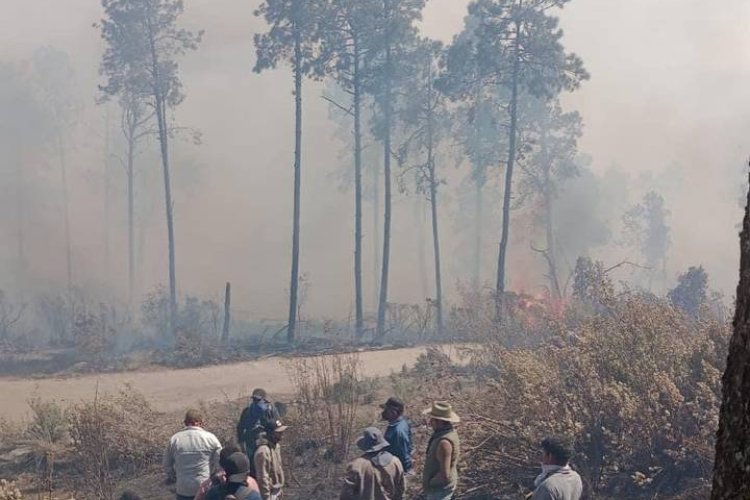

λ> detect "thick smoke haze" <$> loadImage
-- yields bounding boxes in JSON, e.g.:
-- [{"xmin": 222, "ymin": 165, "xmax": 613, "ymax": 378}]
[{"xmin": 1, "ymin": 0, "xmax": 748, "ymax": 321}]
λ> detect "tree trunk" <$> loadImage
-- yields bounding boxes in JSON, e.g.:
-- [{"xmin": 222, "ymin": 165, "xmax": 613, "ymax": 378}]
[
  {"xmin": 426, "ymin": 65, "xmax": 443, "ymax": 336},
  {"xmin": 415, "ymin": 199, "xmax": 429, "ymax": 300},
  {"xmin": 543, "ymin": 187, "xmax": 562, "ymax": 299},
  {"xmin": 155, "ymin": 96, "xmax": 177, "ymax": 336},
  {"xmin": 127, "ymin": 130, "xmax": 136, "ymax": 307},
  {"xmin": 353, "ymin": 38, "xmax": 364, "ymax": 339},
  {"xmin": 495, "ymin": 18, "xmax": 522, "ymax": 322},
  {"xmin": 540, "ymin": 130, "xmax": 561, "ymax": 299},
  {"xmin": 147, "ymin": 13, "xmax": 178, "ymax": 336},
  {"xmin": 287, "ymin": 28, "xmax": 303, "ymax": 344},
  {"xmin": 104, "ymin": 111, "xmax": 111, "ymax": 282},
  {"xmin": 373, "ymin": 147, "xmax": 381, "ymax": 313},
  {"xmin": 16, "ymin": 158, "xmax": 25, "ymax": 297},
  {"xmin": 376, "ymin": 0, "xmax": 393, "ymax": 340},
  {"xmin": 428, "ymin": 134, "xmax": 443, "ymax": 337},
  {"xmin": 711, "ymin": 171, "xmax": 750, "ymax": 498},
  {"xmin": 473, "ymin": 177, "xmax": 483, "ymax": 291},
  {"xmin": 222, "ymin": 282, "xmax": 231, "ymax": 343},
  {"xmin": 57, "ymin": 132, "xmax": 73, "ymax": 291}
]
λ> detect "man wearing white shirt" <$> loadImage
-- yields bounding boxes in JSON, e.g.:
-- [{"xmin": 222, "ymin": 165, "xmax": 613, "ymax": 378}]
[{"xmin": 164, "ymin": 408, "xmax": 222, "ymax": 500}]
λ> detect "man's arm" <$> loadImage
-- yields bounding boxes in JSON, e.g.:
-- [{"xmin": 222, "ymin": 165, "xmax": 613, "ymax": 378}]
[
  {"xmin": 237, "ymin": 407, "xmax": 249, "ymax": 445},
  {"xmin": 209, "ymin": 436, "xmax": 222, "ymax": 474},
  {"xmin": 254, "ymin": 447, "xmax": 272, "ymax": 500},
  {"xmin": 163, "ymin": 439, "xmax": 175, "ymax": 483},
  {"xmin": 429, "ymin": 440, "xmax": 452, "ymax": 487},
  {"xmin": 398, "ymin": 425, "xmax": 413, "ymax": 472},
  {"xmin": 339, "ymin": 463, "xmax": 360, "ymax": 500}
]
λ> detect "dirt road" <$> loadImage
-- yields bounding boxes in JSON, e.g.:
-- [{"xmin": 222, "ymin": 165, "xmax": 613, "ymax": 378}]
[{"xmin": 0, "ymin": 345, "xmax": 463, "ymax": 421}]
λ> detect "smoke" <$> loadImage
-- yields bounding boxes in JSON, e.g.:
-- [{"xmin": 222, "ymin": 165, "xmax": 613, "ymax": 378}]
[{"xmin": 0, "ymin": 0, "xmax": 746, "ymax": 325}]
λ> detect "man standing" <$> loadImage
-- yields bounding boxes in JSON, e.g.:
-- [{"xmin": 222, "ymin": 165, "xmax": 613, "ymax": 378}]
[
  {"xmin": 164, "ymin": 408, "xmax": 222, "ymax": 500},
  {"xmin": 531, "ymin": 436, "xmax": 583, "ymax": 500},
  {"xmin": 205, "ymin": 452, "xmax": 262, "ymax": 500},
  {"xmin": 253, "ymin": 418, "xmax": 288, "ymax": 500},
  {"xmin": 195, "ymin": 445, "xmax": 260, "ymax": 500},
  {"xmin": 422, "ymin": 402, "xmax": 461, "ymax": 500},
  {"xmin": 340, "ymin": 427, "xmax": 405, "ymax": 500},
  {"xmin": 380, "ymin": 397, "xmax": 412, "ymax": 474},
  {"xmin": 237, "ymin": 388, "xmax": 271, "ymax": 463}
]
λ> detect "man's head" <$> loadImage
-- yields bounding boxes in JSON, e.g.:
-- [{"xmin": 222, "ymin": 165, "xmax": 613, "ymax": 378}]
[
  {"xmin": 380, "ymin": 397, "xmax": 404, "ymax": 422},
  {"xmin": 263, "ymin": 417, "xmax": 289, "ymax": 444},
  {"xmin": 219, "ymin": 443, "xmax": 243, "ymax": 470},
  {"xmin": 356, "ymin": 427, "xmax": 390, "ymax": 455},
  {"xmin": 252, "ymin": 388, "xmax": 267, "ymax": 401},
  {"xmin": 540, "ymin": 436, "xmax": 574, "ymax": 466},
  {"xmin": 422, "ymin": 401, "xmax": 460, "ymax": 431},
  {"xmin": 184, "ymin": 408, "xmax": 204, "ymax": 427},
  {"xmin": 223, "ymin": 452, "xmax": 251, "ymax": 484}
]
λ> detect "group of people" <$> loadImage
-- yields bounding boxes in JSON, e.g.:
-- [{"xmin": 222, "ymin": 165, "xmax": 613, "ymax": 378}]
[{"xmin": 122, "ymin": 388, "xmax": 582, "ymax": 500}]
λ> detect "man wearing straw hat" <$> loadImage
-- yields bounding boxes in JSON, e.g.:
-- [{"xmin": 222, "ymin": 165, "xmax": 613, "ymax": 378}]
[
  {"xmin": 422, "ymin": 402, "xmax": 461, "ymax": 500},
  {"xmin": 340, "ymin": 427, "xmax": 405, "ymax": 500}
]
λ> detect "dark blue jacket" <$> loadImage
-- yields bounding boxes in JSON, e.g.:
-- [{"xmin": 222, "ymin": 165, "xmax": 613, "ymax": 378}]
[
  {"xmin": 236, "ymin": 400, "xmax": 270, "ymax": 448},
  {"xmin": 384, "ymin": 417, "xmax": 413, "ymax": 472}
]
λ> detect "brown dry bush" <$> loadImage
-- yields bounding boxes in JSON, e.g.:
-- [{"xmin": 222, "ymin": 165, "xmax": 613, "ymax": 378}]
[
  {"xmin": 0, "ymin": 480, "xmax": 22, "ymax": 500},
  {"xmin": 456, "ymin": 293, "xmax": 728, "ymax": 499},
  {"xmin": 286, "ymin": 353, "xmax": 362, "ymax": 463},
  {"xmin": 67, "ymin": 387, "xmax": 169, "ymax": 499}
]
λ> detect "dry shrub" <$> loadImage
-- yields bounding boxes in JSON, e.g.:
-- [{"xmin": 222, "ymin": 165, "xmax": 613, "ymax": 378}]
[
  {"xmin": 25, "ymin": 396, "xmax": 68, "ymax": 445},
  {"xmin": 286, "ymin": 353, "xmax": 362, "ymax": 463},
  {"xmin": 68, "ymin": 386, "xmax": 167, "ymax": 499},
  {"xmin": 461, "ymin": 294, "xmax": 728, "ymax": 498},
  {"xmin": 0, "ymin": 480, "xmax": 22, "ymax": 500}
]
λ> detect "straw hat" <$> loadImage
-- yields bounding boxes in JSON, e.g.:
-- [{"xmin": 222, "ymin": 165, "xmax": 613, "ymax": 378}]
[{"xmin": 422, "ymin": 401, "xmax": 460, "ymax": 423}]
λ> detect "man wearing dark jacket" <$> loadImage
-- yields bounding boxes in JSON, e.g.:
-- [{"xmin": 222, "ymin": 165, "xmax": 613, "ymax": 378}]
[
  {"xmin": 236, "ymin": 388, "xmax": 270, "ymax": 467},
  {"xmin": 380, "ymin": 397, "xmax": 413, "ymax": 473}
]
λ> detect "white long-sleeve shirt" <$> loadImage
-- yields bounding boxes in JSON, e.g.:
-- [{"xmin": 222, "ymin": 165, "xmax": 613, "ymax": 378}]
[{"xmin": 163, "ymin": 426, "xmax": 222, "ymax": 497}]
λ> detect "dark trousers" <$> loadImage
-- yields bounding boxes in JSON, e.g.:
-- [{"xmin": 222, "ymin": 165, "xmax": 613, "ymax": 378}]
[{"xmin": 176, "ymin": 495, "xmax": 194, "ymax": 500}]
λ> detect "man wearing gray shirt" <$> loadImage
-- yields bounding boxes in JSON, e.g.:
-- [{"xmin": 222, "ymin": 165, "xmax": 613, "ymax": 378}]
[
  {"xmin": 532, "ymin": 436, "xmax": 583, "ymax": 500},
  {"xmin": 164, "ymin": 409, "xmax": 222, "ymax": 500}
]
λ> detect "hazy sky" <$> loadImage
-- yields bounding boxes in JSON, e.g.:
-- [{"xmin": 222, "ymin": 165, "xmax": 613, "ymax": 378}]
[{"xmin": 1, "ymin": 0, "xmax": 748, "ymax": 319}]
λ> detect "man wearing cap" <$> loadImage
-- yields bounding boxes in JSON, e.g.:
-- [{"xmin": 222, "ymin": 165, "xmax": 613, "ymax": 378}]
[
  {"xmin": 531, "ymin": 436, "xmax": 582, "ymax": 500},
  {"xmin": 340, "ymin": 427, "xmax": 405, "ymax": 500},
  {"xmin": 237, "ymin": 389, "xmax": 271, "ymax": 463},
  {"xmin": 253, "ymin": 418, "xmax": 288, "ymax": 500},
  {"xmin": 163, "ymin": 408, "xmax": 222, "ymax": 500},
  {"xmin": 205, "ymin": 452, "xmax": 262, "ymax": 500},
  {"xmin": 196, "ymin": 444, "xmax": 261, "ymax": 500},
  {"xmin": 422, "ymin": 402, "xmax": 461, "ymax": 500},
  {"xmin": 380, "ymin": 397, "xmax": 413, "ymax": 474}
]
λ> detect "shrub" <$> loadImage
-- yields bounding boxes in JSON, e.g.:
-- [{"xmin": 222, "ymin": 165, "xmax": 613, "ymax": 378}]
[
  {"xmin": 68, "ymin": 387, "xmax": 167, "ymax": 499},
  {"xmin": 461, "ymin": 294, "xmax": 728, "ymax": 498},
  {"xmin": 286, "ymin": 353, "xmax": 362, "ymax": 463},
  {"xmin": 0, "ymin": 480, "xmax": 22, "ymax": 500},
  {"xmin": 25, "ymin": 396, "xmax": 68, "ymax": 445}
]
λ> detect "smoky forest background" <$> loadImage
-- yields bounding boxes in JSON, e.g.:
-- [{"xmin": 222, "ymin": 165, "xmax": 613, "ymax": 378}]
[{"xmin": 0, "ymin": 0, "xmax": 749, "ymax": 498}]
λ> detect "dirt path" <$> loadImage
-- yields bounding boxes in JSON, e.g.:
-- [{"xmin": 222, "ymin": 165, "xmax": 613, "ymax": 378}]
[{"xmin": 0, "ymin": 345, "xmax": 463, "ymax": 421}]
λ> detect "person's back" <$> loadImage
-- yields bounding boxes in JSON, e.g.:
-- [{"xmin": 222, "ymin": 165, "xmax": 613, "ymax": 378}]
[
  {"xmin": 164, "ymin": 410, "xmax": 222, "ymax": 499},
  {"xmin": 531, "ymin": 468, "xmax": 582, "ymax": 500},
  {"xmin": 342, "ymin": 455, "xmax": 404, "ymax": 500},
  {"xmin": 206, "ymin": 483, "xmax": 262, "ymax": 500}
]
